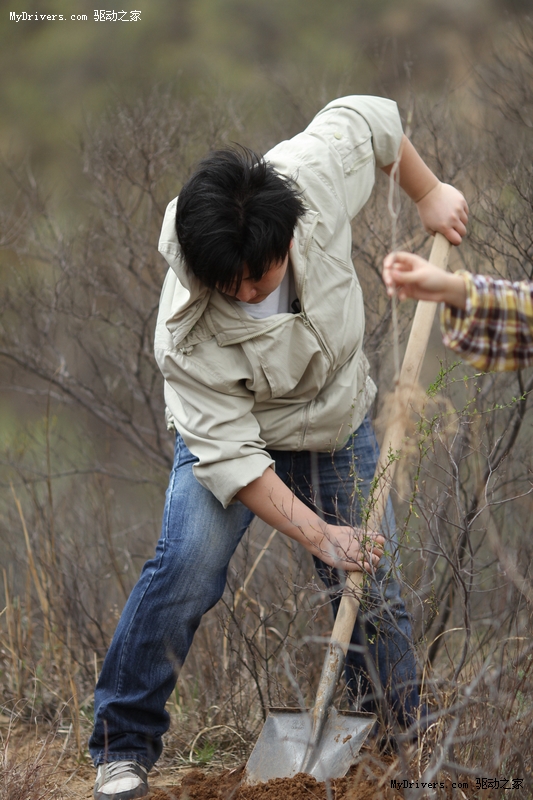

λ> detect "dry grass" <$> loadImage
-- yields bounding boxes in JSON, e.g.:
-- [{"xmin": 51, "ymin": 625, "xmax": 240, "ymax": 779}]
[{"xmin": 0, "ymin": 727, "xmax": 65, "ymax": 800}]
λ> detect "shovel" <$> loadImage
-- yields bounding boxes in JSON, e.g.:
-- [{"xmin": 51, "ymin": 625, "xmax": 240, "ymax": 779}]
[{"xmin": 244, "ymin": 233, "xmax": 452, "ymax": 784}]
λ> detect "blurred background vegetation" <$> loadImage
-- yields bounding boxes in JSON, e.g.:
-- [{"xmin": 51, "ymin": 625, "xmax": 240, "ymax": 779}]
[
  {"xmin": 2, "ymin": 0, "xmax": 533, "ymax": 794},
  {"xmin": 0, "ymin": 0, "xmax": 527, "ymax": 197}
]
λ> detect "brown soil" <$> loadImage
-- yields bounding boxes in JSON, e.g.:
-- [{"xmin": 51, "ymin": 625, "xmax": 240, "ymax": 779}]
[
  {"xmin": 148, "ymin": 761, "xmax": 403, "ymax": 800},
  {"xmin": 147, "ymin": 760, "xmax": 495, "ymax": 800},
  {"xmin": 0, "ymin": 724, "xmax": 494, "ymax": 800}
]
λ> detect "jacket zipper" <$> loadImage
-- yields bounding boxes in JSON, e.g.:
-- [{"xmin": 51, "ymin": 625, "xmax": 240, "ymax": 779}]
[
  {"xmin": 299, "ymin": 400, "xmax": 311, "ymax": 448},
  {"xmin": 299, "ymin": 311, "xmax": 332, "ymax": 364}
]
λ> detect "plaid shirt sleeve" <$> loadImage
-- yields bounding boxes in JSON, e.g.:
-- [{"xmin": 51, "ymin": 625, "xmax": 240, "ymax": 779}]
[{"xmin": 440, "ymin": 271, "xmax": 533, "ymax": 372}]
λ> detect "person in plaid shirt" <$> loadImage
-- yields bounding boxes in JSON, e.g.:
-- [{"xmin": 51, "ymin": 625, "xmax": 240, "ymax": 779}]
[{"xmin": 382, "ymin": 250, "xmax": 533, "ymax": 372}]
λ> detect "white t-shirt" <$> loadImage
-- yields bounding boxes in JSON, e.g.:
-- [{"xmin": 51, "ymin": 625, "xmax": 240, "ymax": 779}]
[{"xmin": 237, "ymin": 267, "xmax": 295, "ymax": 319}]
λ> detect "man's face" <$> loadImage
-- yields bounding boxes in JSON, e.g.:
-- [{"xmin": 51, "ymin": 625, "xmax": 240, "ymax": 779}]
[{"xmin": 218, "ymin": 246, "xmax": 291, "ymax": 304}]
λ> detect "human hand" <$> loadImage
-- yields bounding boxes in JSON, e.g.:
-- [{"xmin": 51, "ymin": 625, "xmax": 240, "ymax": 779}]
[
  {"xmin": 311, "ymin": 525, "xmax": 385, "ymax": 572},
  {"xmin": 382, "ymin": 250, "xmax": 467, "ymax": 308},
  {"xmin": 416, "ymin": 182, "xmax": 469, "ymax": 246}
]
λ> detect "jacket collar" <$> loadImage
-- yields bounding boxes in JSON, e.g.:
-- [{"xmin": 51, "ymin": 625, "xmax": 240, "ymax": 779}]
[{"xmin": 158, "ymin": 195, "xmax": 318, "ymax": 347}]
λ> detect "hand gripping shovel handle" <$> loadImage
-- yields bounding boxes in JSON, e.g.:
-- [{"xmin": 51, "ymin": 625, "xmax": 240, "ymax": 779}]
[{"xmin": 310, "ymin": 233, "xmax": 452, "ymax": 741}]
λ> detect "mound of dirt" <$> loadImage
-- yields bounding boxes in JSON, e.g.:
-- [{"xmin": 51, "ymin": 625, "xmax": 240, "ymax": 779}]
[{"xmin": 149, "ymin": 762, "xmax": 403, "ymax": 800}]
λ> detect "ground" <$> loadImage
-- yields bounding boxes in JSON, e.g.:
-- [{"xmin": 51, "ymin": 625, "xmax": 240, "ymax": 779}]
[
  {"xmin": 60, "ymin": 747, "xmax": 494, "ymax": 800},
  {"xmin": 64, "ymin": 757, "xmax": 402, "ymax": 800},
  {"xmin": 1, "ymin": 721, "xmax": 497, "ymax": 800}
]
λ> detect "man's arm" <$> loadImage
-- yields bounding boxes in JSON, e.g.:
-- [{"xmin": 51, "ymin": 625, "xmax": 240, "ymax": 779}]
[
  {"xmin": 236, "ymin": 467, "xmax": 384, "ymax": 573},
  {"xmin": 382, "ymin": 135, "xmax": 469, "ymax": 246}
]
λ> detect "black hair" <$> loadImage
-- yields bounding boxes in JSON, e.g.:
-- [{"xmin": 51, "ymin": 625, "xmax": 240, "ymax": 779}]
[{"xmin": 175, "ymin": 146, "xmax": 306, "ymax": 292}]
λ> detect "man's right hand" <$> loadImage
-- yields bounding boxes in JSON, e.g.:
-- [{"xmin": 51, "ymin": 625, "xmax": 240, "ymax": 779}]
[
  {"xmin": 309, "ymin": 524, "xmax": 385, "ymax": 572},
  {"xmin": 236, "ymin": 466, "xmax": 384, "ymax": 572}
]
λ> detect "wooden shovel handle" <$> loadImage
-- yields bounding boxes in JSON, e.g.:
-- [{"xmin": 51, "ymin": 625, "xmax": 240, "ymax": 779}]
[{"xmin": 332, "ymin": 233, "xmax": 452, "ymax": 652}]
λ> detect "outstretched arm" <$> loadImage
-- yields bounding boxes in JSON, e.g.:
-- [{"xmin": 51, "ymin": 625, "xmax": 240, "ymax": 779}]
[
  {"xmin": 382, "ymin": 250, "xmax": 467, "ymax": 308},
  {"xmin": 383, "ymin": 252, "xmax": 533, "ymax": 372},
  {"xmin": 382, "ymin": 136, "xmax": 469, "ymax": 246},
  {"xmin": 236, "ymin": 467, "xmax": 384, "ymax": 573}
]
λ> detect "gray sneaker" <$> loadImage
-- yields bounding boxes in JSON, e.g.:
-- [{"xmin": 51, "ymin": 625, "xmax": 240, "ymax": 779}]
[{"xmin": 94, "ymin": 761, "xmax": 149, "ymax": 800}]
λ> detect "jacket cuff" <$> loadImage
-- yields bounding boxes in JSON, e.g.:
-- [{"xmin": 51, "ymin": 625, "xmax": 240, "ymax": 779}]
[
  {"xmin": 320, "ymin": 95, "xmax": 403, "ymax": 168},
  {"xmin": 193, "ymin": 452, "xmax": 275, "ymax": 509}
]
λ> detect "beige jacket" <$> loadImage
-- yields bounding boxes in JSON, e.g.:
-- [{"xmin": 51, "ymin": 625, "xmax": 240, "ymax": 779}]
[{"xmin": 155, "ymin": 95, "xmax": 403, "ymax": 507}]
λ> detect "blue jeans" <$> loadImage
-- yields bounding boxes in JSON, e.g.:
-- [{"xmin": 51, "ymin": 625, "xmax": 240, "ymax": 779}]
[{"xmin": 90, "ymin": 417, "xmax": 419, "ymax": 769}]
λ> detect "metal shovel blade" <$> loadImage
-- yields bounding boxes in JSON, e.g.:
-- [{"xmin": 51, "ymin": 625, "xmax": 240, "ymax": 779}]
[{"xmin": 244, "ymin": 707, "xmax": 375, "ymax": 784}]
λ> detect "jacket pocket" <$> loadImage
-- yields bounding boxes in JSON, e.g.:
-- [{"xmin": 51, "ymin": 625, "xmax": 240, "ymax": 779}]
[{"xmin": 242, "ymin": 318, "xmax": 329, "ymax": 401}]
